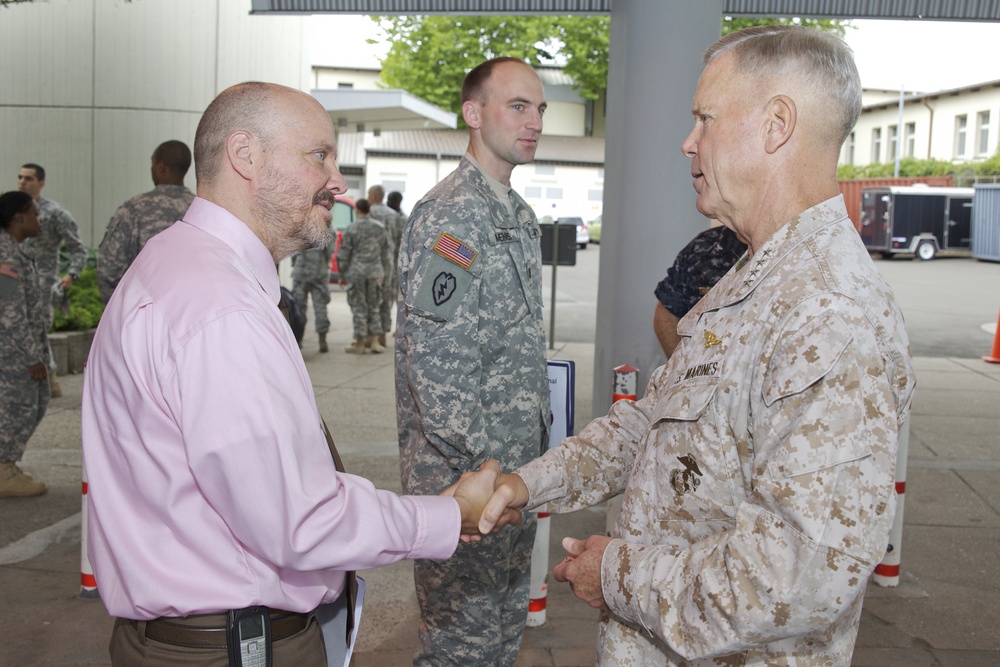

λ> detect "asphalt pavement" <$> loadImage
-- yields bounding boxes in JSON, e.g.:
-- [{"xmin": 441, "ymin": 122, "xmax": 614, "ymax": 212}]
[{"xmin": 2, "ymin": 249, "xmax": 999, "ymax": 666}]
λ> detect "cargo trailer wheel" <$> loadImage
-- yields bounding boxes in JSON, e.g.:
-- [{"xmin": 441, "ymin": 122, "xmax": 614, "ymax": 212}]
[{"xmin": 916, "ymin": 240, "xmax": 937, "ymax": 261}]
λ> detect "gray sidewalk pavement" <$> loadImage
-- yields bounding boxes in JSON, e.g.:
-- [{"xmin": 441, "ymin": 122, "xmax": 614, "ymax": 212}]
[{"xmin": 2, "ymin": 287, "xmax": 1000, "ymax": 666}]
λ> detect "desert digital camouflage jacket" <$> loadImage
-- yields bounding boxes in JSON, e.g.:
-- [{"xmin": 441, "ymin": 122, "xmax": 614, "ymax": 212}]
[
  {"xmin": 517, "ymin": 196, "xmax": 916, "ymax": 666},
  {"xmin": 395, "ymin": 156, "xmax": 550, "ymax": 493}
]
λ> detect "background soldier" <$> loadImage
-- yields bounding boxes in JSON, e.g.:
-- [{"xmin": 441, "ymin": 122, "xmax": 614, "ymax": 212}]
[
  {"xmin": 97, "ymin": 140, "xmax": 195, "ymax": 303},
  {"xmin": 17, "ymin": 163, "xmax": 87, "ymax": 398},
  {"xmin": 291, "ymin": 232, "xmax": 335, "ymax": 352},
  {"xmin": 367, "ymin": 184, "xmax": 399, "ymax": 348},
  {"xmin": 395, "ymin": 57, "xmax": 549, "ymax": 666},
  {"xmin": 337, "ymin": 198, "xmax": 388, "ymax": 354},
  {"xmin": 0, "ymin": 191, "xmax": 49, "ymax": 498}
]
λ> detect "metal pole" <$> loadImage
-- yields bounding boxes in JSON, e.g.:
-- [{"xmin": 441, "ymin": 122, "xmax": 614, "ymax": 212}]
[
  {"xmin": 894, "ymin": 84, "xmax": 904, "ymax": 177},
  {"xmin": 549, "ymin": 224, "xmax": 558, "ymax": 349}
]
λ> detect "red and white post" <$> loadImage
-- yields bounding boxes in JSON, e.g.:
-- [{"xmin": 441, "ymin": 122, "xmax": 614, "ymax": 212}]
[
  {"xmin": 80, "ymin": 467, "xmax": 98, "ymax": 598},
  {"xmin": 873, "ymin": 413, "xmax": 911, "ymax": 587},
  {"xmin": 525, "ymin": 512, "xmax": 551, "ymax": 627},
  {"xmin": 983, "ymin": 308, "xmax": 1000, "ymax": 363}
]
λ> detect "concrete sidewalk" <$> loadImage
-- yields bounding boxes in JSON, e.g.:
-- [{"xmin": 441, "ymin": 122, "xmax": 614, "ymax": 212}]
[{"xmin": 2, "ymin": 288, "xmax": 999, "ymax": 666}]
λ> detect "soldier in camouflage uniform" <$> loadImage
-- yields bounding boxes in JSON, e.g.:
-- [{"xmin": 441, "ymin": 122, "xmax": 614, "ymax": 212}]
[
  {"xmin": 0, "ymin": 191, "xmax": 50, "ymax": 498},
  {"xmin": 478, "ymin": 27, "xmax": 916, "ymax": 666},
  {"xmin": 337, "ymin": 198, "xmax": 388, "ymax": 354},
  {"xmin": 368, "ymin": 184, "xmax": 399, "ymax": 347},
  {"xmin": 97, "ymin": 140, "xmax": 195, "ymax": 303},
  {"xmin": 653, "ymin": 224, "xmax": 746, "ymax": 357},
  {"xmin": 395, "ymin": 58, "xmax": 550, "ymax": 667},
  {"xmin": 17, "ymin": 164, "xmax": 87, "ymax": 398},
  {"xmin": 291, "ymin": 233, "xmax": 335, "ymax": 352}
]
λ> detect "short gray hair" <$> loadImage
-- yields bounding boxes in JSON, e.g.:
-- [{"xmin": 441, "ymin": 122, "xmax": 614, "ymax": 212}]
[
  {"xmin": 194, "ymin": 82, "xmax": 281, "ymax": 185},
  {"xmin": 705, "ymin": 25, "xmax": 861, "ymax": 147}
]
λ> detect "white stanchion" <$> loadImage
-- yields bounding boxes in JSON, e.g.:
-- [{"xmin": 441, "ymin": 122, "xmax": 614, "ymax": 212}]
[
  {"xmin": 873, "ymin": 413, "xmax": 911, "ymax": 587},
  {"xmin": 80, "ymin": 468, "xmax": 98, "ymax": 598},
  {"xmin": 526, "ymin": 513, "xmax": 551, "ymax": 627}
]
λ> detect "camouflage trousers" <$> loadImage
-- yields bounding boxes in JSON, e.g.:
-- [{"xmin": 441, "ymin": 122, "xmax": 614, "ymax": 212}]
[
  {"xmin": 291, "ymin": 275, "xmax": 331, "ymax": 335},
  {"xmin": 346, "ymin": 276, "xmax": 383, "ymax": 339},
  {"xmin": 0, "ymin": 365, "xmax": 50, "ymax": 462},
  {"xmin": 379, "ymin": 268, "xmax": 398, "ymax": 335},
  {"xmin": 412, "ymin": 514, "xmax": 536, "ymax": 667}
]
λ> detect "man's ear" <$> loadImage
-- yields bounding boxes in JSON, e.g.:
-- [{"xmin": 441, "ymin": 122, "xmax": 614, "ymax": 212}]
[
  {"xmin": 227, "ymin": 131, "xmax": 257, "ymax": 181},
  {"xmin": 764, "ymin": 95, "xmax": 796, "ymax": 154},
  {"xmin": 462, "ymin": 100, "xmax": 482, "ymax": 130}
]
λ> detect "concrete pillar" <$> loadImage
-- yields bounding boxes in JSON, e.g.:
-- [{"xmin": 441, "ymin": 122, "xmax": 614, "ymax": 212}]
[{"xmin": 592, "ymin": 0, "xmax": 723, "ymax": 416}]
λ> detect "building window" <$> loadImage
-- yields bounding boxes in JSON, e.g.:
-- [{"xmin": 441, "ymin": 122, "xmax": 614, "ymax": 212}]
[
  {"xmin": 382, "ymin": 179, "xmax": 406, "ymax": 194},
  {"xmin": 588, "ymin": 189, "xmax": 603, "ymax": 201},
  {"xmin": 535, "ymin": 165, "xmax": 555, "ymax": 175},
  {"xmin": 904, "ymin": 122, "xmax": 916, "ymax": 158},
  {"xmin": 955, "ymin": 115, "xmax": 967, "ymax": 158},
  {"xmin": 546, "ymin": 187, "xmax": 563, "ymax": 199},
  {"xmin": 872, "ymin": 128, "xmax": 881, "ymax": 163},
  {"xmin": 887, "ymin": 125, "xmax": 898, "ymax": 162},
  {"xmin": 337, "ymin": 83, "xmax": 354, "ymax": 89},
  {"xmin": 976, "ymin": 111, "xmax": 991, "ymax": 157},
  {"xmin": 524, "ymin": 186, "xmax": 542, "ymax": 198}
]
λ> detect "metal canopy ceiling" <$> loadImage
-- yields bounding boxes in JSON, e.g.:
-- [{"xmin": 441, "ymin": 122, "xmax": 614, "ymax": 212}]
[
  {"xmin": 250, "ymin": 0, "xmax": 1000, "ymax": 21},
  {"xmin": 311, "ymin": 89, "xmax": 457, "ymax": 132}
]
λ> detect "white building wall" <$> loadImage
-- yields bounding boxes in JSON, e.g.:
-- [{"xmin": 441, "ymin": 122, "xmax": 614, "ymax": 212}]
[
  {"xmin": 846, "ymin": 85, "xmax": 1000, "ymax": 168},
  {"xmin": 0, "ymin": 0, "xmax": 308, "ymax": 248},
  {"xmin": 313, "ymin": 68, "xmax": 382, "ymax": 90}
]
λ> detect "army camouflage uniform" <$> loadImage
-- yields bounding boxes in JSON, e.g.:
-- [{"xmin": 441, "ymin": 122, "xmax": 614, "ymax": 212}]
[
  {"xmin": 655, "ymin": 225, "xmax": 746, "ymax": 318},
  {"xmin": 395, "ymin": 155, "xmax": 550, "ymax": 666},
  {"xmin": 338, "ymin": 216, "xmax": 388, "ymax": 341},
  {"xmin": 23, "ymin": 197, "xmax": 87, "ymax": 336},
  {"xmin": 97, "ymin": 184, "xmax": 194, "ymax": 303},
  {"xmin": 0, "ymin": 231, "xmax": 50, "ymax": 464},
  {"xmin": 370, "ymin": 202, "xmax": 400, "ymax": 335},
  {"xmin": 516, "ymin": 197, "xmax": 916, "ymax": 666},
  {"xmin": 291, "ymin": 233, "xmax": 335, "ymax": 336}
]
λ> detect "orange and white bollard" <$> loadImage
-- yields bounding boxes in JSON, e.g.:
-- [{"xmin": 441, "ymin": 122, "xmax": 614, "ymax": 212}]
[
  {"xmin": 874, "ymin": 413, "xmax": 911, "ymax": 587},
  {"xmin": 80, "ymin": 468, "xmax": 99, "ymax": 598},
  {"xmin": 606, "ymin": 365, "xmax": 639, "ymax": 536},
  {"xmin": 525, "ymin": 512, "xmax": 551, "ymax": 627},
  {"xmin": 983, "ymin": 309, "xmax": 1000, "ymax": 363}
]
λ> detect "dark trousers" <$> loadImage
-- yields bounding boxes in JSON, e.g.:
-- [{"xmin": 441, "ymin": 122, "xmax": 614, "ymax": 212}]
[{"xmin": 109, "ymin": 615, "xmax": 327, "ymax": 666}]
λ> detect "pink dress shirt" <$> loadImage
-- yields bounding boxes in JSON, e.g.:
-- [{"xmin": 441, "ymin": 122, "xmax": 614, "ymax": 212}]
[{"xmin": 82, "ymin": 197, "xmax": 459, "ymax": 620}]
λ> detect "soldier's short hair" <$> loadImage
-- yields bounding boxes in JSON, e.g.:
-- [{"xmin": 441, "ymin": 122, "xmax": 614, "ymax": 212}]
[
  {"xmin": 387, "ymin": 191, "xmax": 403, "ymax": 209},
  {"xmin": 0, "ymin": 191, "xmax": 34, "ymax": 229},
  {"xmin": 461, "ymin": 57, "xmax": 529, "ymax": 105},
  {"xmin": 355, "ymin": 198, "xmax": 370, "ymax": 215},
  {"xmin": 154, "ymin": 140, "xmax": 193, "ymax": 178},
  {"xmin": 21, "ymin": 163, "xmax": 45, "ymax": 182},
  {"xmin": 367, "ymin": 184, "xmax": 385, "ymax": 202}
]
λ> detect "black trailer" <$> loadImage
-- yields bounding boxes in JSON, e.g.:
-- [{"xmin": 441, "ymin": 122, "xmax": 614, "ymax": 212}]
[{"xmin": 859, "ymin": 185, "xmax": 974, "ymax": 260}]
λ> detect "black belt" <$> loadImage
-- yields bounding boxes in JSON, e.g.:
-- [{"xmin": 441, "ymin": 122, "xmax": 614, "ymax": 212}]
[{"xmin": 125, "ymin": 610, "xmax": 311, "ymax": 649}]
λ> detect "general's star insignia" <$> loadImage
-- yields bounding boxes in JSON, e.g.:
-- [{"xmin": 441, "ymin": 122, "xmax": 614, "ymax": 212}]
[{"xmin": 704, "ymin": 330, "xmax": 722, "ymax": 348}]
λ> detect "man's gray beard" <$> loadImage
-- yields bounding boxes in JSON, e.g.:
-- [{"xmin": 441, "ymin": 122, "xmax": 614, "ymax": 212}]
[{"xmin": 253, "ymin": 174, "xmax": 330, "ymax": 253}]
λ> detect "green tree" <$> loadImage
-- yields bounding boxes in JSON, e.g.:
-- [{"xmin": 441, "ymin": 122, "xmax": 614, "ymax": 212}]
[{"xmin": 373, "ymin": 15, "xmax": 851, "ymax": 121}]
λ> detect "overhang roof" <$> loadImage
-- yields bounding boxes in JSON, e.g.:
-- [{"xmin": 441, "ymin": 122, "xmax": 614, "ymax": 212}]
[
  {"xmin": 252, "ymin": 0, "xmax": 1000, "ymax": 21},
  {"xmin": 312, "ymin": 88, "xmax": 457, "ymax": 132}
]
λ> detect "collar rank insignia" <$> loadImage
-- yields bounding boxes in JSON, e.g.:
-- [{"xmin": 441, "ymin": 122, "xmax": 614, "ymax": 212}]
[
  {"xmin": 433, "ymin": 233, "xmax": 477, "ymax": 270},
  {"xmin": 704, "ymin": 330, "xmax": 722, "ymax": 348}
]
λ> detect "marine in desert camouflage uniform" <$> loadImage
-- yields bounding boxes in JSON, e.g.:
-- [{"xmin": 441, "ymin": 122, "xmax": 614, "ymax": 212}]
[
  {"xmin": 337, "ymin": 198, "xmax": 388, "ymax": 353},
  {"xmin": 479, "ymin": 26, "xmax": 916, "ymax": 666},
  {"xmin": 0, "ymin": 192, "xmax": 50, "ymax": 497},
  {"xmin": 97, "ymin": 141, "xmax": 195, "ymax": 303},
  {"xmin": 395, "ymin": 58, "xmax": 550, "ymax": 667}
]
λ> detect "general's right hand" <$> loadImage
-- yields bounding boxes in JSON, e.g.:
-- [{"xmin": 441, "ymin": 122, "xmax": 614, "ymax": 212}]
[{"xmin": 478, "ymin": 472, "xmax": 531, "ymax": 535}]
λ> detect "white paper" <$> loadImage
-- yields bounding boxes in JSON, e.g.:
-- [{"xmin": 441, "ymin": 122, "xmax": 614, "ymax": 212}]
[{"xmin": 317, "ymin": 576, "xmax": 365, "ymax": 667}]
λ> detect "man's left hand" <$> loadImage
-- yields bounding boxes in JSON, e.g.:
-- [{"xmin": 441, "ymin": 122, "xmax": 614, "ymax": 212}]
[
  {"xmin": 58, "ymin": 274, "xmax": 74, "ymax": 290},
  {"xmin": 553, "ymin": 535, "xmax": 612, "ymax": 610}
]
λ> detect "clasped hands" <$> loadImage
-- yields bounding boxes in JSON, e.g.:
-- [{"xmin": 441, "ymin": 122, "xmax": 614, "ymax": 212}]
[{"xmin": 442, "ymin": 459, "xmax": 611, "ymax": 610}]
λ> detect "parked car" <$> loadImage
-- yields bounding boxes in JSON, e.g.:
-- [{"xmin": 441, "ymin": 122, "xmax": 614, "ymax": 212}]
[
  {"xmin": 588, "ymin": 214, "xmax": 602, "ymax": 244},
  {"xmin": 327, "ymin": 194, "xmax": 356, "ymax": 282},
  {"xmin": 556, "ymin": 216, "xmax": 589, "ymax": 249}
]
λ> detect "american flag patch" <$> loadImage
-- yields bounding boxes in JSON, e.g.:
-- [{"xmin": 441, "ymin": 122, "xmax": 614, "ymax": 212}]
[
  {"xmin": 433, "ymin": 233, "xmax": 477, "ymax": 270},
  {"xmin": 0, "ymin": 263, "xmax": 19, "ymax": 279}
]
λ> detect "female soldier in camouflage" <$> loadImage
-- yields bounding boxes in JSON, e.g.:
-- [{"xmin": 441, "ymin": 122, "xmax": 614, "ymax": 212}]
[{"xmin": 0, "ymin": 191, "xmax": 50, "ymax": 497}]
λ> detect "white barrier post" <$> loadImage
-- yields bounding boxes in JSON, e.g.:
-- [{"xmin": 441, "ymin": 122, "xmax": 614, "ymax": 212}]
[
  {"xmin": 80, "ymin": 468, "xmax": 98, "ymax": 598},
  {"xmin": 606, "ymin": 365, "xmax": 638, "ymax": 535},
  {"xmin": 526, "ymin": 512, "xmax": 551, "ymax": 627},
  {"xmin": 873, "ymin": 413, "xmax": 911, "ymax": 587}
]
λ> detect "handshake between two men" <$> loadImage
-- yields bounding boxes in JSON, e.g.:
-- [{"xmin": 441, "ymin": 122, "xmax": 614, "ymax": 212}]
[{"xmin": 442, "ymin": 459, "xmax": 612, "ymax": 611}]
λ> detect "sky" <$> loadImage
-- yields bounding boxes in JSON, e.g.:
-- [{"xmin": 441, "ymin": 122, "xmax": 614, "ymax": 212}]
[{"xmin": 309, "ymin": 15, "xmax": 1000, "ymax": 94}]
